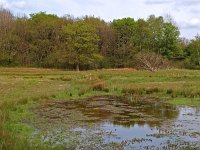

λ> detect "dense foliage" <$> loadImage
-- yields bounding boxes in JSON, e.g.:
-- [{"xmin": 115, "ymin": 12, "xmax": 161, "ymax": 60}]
[{"xmin": 0, "ymin": 8, "xmax": 199, "ymax": 70}]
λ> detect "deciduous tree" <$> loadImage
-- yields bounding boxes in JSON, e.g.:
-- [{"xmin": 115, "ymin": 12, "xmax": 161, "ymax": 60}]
[{"xmin": 63, "ymin": 20, "xmax": 102, "ymax": 71}]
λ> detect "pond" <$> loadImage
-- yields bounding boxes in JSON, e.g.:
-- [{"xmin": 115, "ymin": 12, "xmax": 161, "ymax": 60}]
[{"xmin": 30, "ymin": 96, "xmax": 200, "ymax": 149}]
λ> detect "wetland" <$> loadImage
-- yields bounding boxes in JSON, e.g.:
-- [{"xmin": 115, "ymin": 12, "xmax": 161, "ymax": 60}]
[
  {"xmin": 30, "ymin": 96, "xmax": 200, "ymax": 149},
  {"xmin": 1, "ymin": 68, "xmax": 200, "ymax": 149}
]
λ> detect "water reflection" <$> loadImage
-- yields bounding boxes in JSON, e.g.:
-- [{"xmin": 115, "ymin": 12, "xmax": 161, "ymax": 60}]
[{"xmin": 62, "ymin": 96, "xmax": 179, "ymax": 128}]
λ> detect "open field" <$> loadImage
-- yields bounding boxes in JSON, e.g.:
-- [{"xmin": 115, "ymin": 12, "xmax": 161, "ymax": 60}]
[{"xmin": 0, "ymin": 68, "xmax": 200, "ymax": 149}]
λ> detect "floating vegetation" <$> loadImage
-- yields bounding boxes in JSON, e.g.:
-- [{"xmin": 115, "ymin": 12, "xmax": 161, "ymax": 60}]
[{"xmin": 29, "ymin": 96, "xmax": 200, "ymax": 149}]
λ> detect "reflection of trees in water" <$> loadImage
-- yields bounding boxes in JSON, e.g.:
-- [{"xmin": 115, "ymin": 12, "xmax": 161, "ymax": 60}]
[
  {"xmin": 36, "ymin": 96, "xmax": 179, "ymax": 129},
  {"xmin": 142, "ymin": 102, "xmax": 179, "ymax": 118},
  {"xmin": 111, "ymin": 101, "xmax": 179, "ymax": 128},
  {"xmin": 112, "ymin": 120, "xmax": 160, "ymax": 128},
  {"xmin": 75, "ymin": 97, "xmax": 180, "ymax": 128}
]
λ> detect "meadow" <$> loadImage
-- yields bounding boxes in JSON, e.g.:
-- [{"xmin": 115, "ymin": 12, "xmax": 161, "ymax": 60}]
[{"xmin": 0, "ymin": 67, "xmax": 200, "ymax": 149}]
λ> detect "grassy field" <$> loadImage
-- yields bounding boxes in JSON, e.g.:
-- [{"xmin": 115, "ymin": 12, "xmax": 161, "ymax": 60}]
[{"xmin": 0, "ymin": 67, "xmax": 200, "ymax": 149}]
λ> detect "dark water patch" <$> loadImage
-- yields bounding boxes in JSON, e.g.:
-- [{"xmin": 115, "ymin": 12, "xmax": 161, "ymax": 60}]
[{"xmin": 29, "ymin": 96, "xmax": 200, "ymax": 149}]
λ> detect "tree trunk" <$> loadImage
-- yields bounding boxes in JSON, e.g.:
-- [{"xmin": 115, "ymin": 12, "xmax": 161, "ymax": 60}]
[
  {"xmin": 76, "ymin": 64, "xmax": 80, "ymax": 71},
  {"xmin": 197, "ymin": 49, "xmax": 200, "ymax": 66}
]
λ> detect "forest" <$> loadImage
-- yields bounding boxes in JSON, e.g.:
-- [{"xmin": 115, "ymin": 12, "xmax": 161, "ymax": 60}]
[{"xmin": 0, "ymin": 7, "xmax": 200, "ymax": 70}]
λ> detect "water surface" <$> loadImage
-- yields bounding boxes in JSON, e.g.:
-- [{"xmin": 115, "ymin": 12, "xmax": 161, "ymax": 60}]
[{"xmin": 31, "ymin": 96, "xmax": 200, "ymax": 149}]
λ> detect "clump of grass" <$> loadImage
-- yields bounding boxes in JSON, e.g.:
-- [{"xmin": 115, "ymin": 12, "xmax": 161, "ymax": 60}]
[
  {"xmin": 17, "ymin": 98, "xmax": 28, "ymax": 105},
  {"xmin": 78, "ymin": 89, "xmax": 87, "ymax": 96},
  {"xmin": 114, "ymin": 87, "xmax": 118, "ymax": 91},
  {"xmin": 98, "ymin": 74, "xmax": 105, "ymax": 79},
  {"xmin": 180, "ymin": 91, "xmax": 188, "ymax": 97},
  {"xmin": 31, "ymin": 97, "xmax": 40, "ymax": 102},
  {"xmin": 179, "ymin": 90, "xmax": 197, "ymax": 98},
  {"xmin": 50, "ymin": 94, "xmax": 56, "ymax": 98},
  {"xmin": 50, "ymin": 76, "xmax": 72, "ymax": 81},
  {"xmin": 189, "ymin": 91, "xmax": 200, "ymax": 98},
  {"xmin": 122, "ymin": 88, "xmax": 143, "ymax": 95},
  {"xmin": 171, "ymin": 93, "xmax": 178, "ymax": 98},
  {"xmin": 69, "ymin": 93, "xmax": 73, "ymax": 97},
  {"xmin": 145, "ymin": 87, "xmax": 159, "ymax": 94},
  {"xmin": 122, "ymin": 87, "xmax": 160, "ymax": 95},
  {"xmin": 50, "ymin": 77, "xmax": 56, "ymax": 80},
  {"xmin": 92, "ymin": 82, "xmax": 109, "ymax": 92},
  {"xmin": 60, "ymin": 77, "xmax": 72, "ymax": 81},
  {"xmin": 166, "ymin": 89, "xmax": 173, "ymax": 95},
  {"xmin": 40, "ymin": 95, "xmax": 49, "ymax": 100}
]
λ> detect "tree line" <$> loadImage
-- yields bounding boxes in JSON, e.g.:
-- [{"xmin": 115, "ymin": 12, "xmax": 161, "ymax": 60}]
[{"xmin": 0, "ymin": 7, "xmax": 199, "ymax": 70}]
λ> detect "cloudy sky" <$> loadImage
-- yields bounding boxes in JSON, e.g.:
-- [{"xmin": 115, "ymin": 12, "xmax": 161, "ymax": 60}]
[{"xmin": 1, "ymin": 0, "xmax": 200, "ymax": 39}]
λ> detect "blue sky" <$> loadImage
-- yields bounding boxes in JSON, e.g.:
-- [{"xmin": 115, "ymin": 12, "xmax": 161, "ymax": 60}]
[{"xmin": 1, "ymin": 0, "xmax": 200, "ymax": 39}]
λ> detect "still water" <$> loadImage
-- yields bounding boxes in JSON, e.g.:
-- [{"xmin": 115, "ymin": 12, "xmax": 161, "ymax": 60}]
[{"xmin": 31, "ymin": 96, "xmax": 200, "ymax": 149}]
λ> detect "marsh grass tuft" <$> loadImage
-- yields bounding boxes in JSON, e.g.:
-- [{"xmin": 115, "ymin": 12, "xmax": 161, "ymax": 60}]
[
  {"xmin": 92, "ymin": 82, "xmax": 109, "ymax": 92},
  {"xmin": 145, "ymin": 87, "xmax": 159, "ymax": 94},
  {"xmin": 17, "ymin": 98, "xmax": 28, "ymax": 105},
  {"xmin": 60, "ymin": 77, "xmax": 72, "ymax": 81},
  {"xmin": 78, "ymin": 89, "xmax": 88, "ymax": 96},
  {"xmin": 166, "ymin": 89, "xmax": 173, "ymax": 95}
]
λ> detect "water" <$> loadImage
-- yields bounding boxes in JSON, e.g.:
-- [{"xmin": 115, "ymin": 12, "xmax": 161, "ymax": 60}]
[{"xmin": 31, "ymin": 96, "xmax": 200, "ymax": 149}]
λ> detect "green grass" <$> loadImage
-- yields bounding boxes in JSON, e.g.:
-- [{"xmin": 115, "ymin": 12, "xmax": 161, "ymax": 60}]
[
  {"xmin": 0, "ymin": 67, "xmax": 200, "ymax": 149},
  {"xmin": 167, "ymin": 98, "xmax": 200, "ymax": 107}
]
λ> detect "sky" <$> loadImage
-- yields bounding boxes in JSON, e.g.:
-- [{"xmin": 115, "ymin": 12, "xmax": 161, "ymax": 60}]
[{"xmin": 0, "ymin": 0, "xmax": 200, "ymax": 39}]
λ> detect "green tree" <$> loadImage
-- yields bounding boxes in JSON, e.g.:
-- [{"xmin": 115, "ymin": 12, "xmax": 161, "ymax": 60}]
[
  {"xmin": 132, "ymin": 19, "xmax": 151, "ymax": 52},
  {"xmin": 186, "ymin": 35, "xmax": 200, "ymax": 68},
  {"xmin": 28, "ymin": 12, "xmax": 64, "ymax": 67},
  {"xmin": 111, "ymin": 18, "xmax": 136, "ymax": 67},
  {"xmin": 147, "ymin": 15, "xmax": 180, "ymax": 58},
  {"xmin": 81, "ymin": 16, "xmax": 116, "ymax": 68},
  {"xmin": 63, "ymin": 20, "xmax": 102, "ymax": 71},
  {"xmin": 160, "ymin": 22, "xmax": 180, "ymax": 58},
  {"xmin": 0, "ymin": 34, "xmax": 20, "ymax": 65}
]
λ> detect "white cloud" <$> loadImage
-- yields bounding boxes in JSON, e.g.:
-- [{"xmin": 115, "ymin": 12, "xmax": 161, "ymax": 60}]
[
  {"xmin": 145, "ymin": 0, "xmax": 173, "ymax": 5},
  {"xmin": 0, "ymin": 0, "xmax": 26, "ymax": 10},
  {"xmin": 190, "ymin": 18, "xmax": 200, "ymax": 25},
  {"xmin": 180, "ymin": 18, "xmax": 200, "ymax": 29},
  {"xmin": 0, "ymin": 0, "xmax": 10, "ymax": 8},
  {"xmin": 11, "ymin": 1, "xmax": 26, "ymax": 9},
  {"xmin": 175, "ymin": 0, "xmax": 200, "ymax": 6}
]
